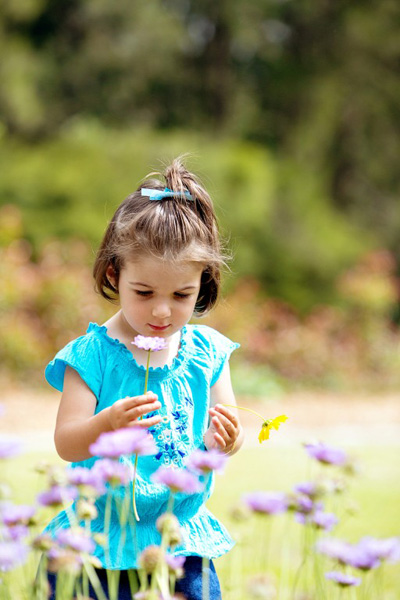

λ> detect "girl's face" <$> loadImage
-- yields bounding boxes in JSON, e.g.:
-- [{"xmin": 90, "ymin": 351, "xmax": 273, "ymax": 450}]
[{"xmin": 107, "ymin": 255, "xmax": 203, "ymax": 340}]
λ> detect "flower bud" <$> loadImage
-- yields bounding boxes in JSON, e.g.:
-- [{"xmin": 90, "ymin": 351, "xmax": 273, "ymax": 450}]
[
  {"xmin": 32, "ymin": 533, "xmax": 54, "ymax": 552},
  {"xmin": 138, "ymin": 545, "xmax": 164, "ymax": 574},
  {"xmin": 76, "ymin": 499, "xmax": 98, "ymax": 521},
  {"xmin": 156, "ymin": 513, "xmax": 182, "ymax": 546}
]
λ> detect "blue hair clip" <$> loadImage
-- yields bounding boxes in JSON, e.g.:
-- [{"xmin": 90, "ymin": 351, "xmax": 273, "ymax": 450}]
[{"xmin": 141, "ymin": 187, "xmax": 193, "ymax": 201}]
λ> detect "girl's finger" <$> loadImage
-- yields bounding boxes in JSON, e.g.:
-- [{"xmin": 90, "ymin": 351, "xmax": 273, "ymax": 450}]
[
  {"xmin": 126, "ymin": 401, "xmax": 161, "ymax": 420},
  {"xmin": 213, "ymin": 432, "xmax": 226, "ymax": 449},
  {"xmin": 212, "ymin": 405, "xmax": 239, "ymax": 428},
  {"xmin": 124, "ymin": 393, "xmax": 159, "ymax": 408},
  {"xmin": 211, "ymin": 416, "xmax": 231, "ymax": 444},
  {"xmin": 131, "ymin": 415, "xmax": 162, "ymax": 428},
  {"xmin": 210, "ymin": 411, "xmax": 237, "ymax": 438}
]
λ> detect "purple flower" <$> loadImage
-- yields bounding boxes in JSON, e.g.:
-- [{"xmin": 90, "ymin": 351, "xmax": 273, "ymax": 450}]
[
  {"xmin": 152, "ymin": 466, "xmax": 202, "ymax": 494},
  {"xmin": 316, "ymin": 538, "xmax": 353, "ymax": 564},
  {"xmin": 132, "ymin": 336, "xmax": 167, "ymax": 352},
  {"xmin": 312, "ymin": 511, "xmax": 339, "ymax": 531},
  {"xmin": 349, "ymin": 545, "xmax": 381, "ymax": 571},
  {"xmin": 1, "ymin": 503, "xmax": 36, "ymax": 526},
  {"xmin": 186, "ymin": 449, "xmax": 227, "ymax": 474},
  {"xmin": 56, "ymin": 528, "xmax": 95, "ymax": 554},
  {"xmin": 243, "ymin": 491, "xmax": 288, "ymax": 515},
  {"xmin": 89, "ymin": 427, "xmax": 157, "ymax": 458},
  {"xmin": 304, "ymin": 442, "xmax": 347, "ymax": 466},
  {"xmin": 0, "ymin": 540, "xmax": 28, "ymax": 571},
  {"xmin": 294, "ymin": 495, "xmax": 314, "ymax": 515},
  {"xmin": 165, "ymin": 554, "xmax": 186, "ymax": 575},
  {"xmin": 91, "ymin": 458, "xmax": 131, "ymax": 487},
  {"xmin": 294, "ymin": 481, "xmax": 319, "ymax": 498},
  {"xmin": 317, "ymin": 537, "xmax": 381, "ymax": 570},
  {"xmin": 346, "ymin": 545, "xmax": 381, "ymax": 571},
  {"xmin": 2, "ymin": 524, "xmax": 29, "ymax": 541},
  {"xmin": 325, "ymin": 571, "xmax": 361, "ymax": 587},
  {"xmin": 0, "ymin": 436, "xmax": 23, "ymax": 459},
  {"xmin": 66, "ymin": 466, "xmax": 103, "ymax": 491},
  {"xmin": 358, "ymin": 536, "xmax": 400, "ymax": 563},
  {"xmin": 37, "ymin": 485, "xmax": 78, "ymax": 507}
]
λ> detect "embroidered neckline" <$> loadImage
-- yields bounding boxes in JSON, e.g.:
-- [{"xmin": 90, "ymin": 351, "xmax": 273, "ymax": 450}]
[{"xmin": 86, "ymin": 322, "xmax": 189, "ymax": 379}]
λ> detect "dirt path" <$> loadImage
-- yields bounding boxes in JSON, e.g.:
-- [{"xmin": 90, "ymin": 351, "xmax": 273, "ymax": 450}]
[{"xmin": 1, "ymin": 386, "xmax": 400, "ymax": 452}]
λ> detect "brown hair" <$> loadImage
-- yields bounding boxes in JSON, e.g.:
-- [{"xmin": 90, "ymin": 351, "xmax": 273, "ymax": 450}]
[{"xmin": 93, "ymin": 157, "xmax": 227, "ymax": 316}]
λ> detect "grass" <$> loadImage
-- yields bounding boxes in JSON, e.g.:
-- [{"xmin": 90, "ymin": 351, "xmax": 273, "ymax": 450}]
[
  {"xmin": 210, "ymin": 442, "xmax": 400, "ymax": 599},
  {"xmin": 3, "ymin": 440, "xmax": 400, "ymax": 599}
]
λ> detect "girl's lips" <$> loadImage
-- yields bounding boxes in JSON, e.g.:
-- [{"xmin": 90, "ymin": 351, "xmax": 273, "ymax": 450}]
[{"xmin": 149, "ymin": 324, "xmax": 171, "ymax": 331}]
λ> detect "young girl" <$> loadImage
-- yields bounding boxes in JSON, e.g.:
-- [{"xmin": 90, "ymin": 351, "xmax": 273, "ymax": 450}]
[{"xmin": 44, "ymin": 157, "xmax": 244, "ymax": 600}]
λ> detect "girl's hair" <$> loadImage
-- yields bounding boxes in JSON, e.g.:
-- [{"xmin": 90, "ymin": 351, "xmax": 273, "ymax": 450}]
[{"xmin": 93, "ymin": 157, "xmax": 226, "ymax": 316}]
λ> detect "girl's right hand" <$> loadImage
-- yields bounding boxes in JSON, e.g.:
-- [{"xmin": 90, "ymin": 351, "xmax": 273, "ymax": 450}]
[{"xmin": 108, "ymin": 391, "xmax": 162, "ymax": 430}]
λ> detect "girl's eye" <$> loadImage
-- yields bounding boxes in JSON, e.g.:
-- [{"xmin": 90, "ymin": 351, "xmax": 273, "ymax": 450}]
[
  {"xmin": 135, "ymin": 290, "xmax": 152, "ymax": 297},
  {"xmin": 174, "ymin": 292, "xmax": 191, "ymax": 299}
]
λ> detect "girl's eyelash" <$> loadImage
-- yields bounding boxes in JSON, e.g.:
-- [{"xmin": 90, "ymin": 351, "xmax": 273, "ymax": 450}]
[{"xmin": 134, "ymin": 290, "xmax": 190, "ymax": 298}]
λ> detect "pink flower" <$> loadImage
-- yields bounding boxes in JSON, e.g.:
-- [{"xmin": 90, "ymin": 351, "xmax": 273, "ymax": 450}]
[
  {"xmin": 243, "ymin": 491, "xmax": 288, "ymax": 515},
  {"xmin": 132, "ymin": 336, "xmax": 167, "ymax": 352},
  {"xmin": 186, "ymin": 449, "xmax": 227, "ymax": 474},
  {"xmin": 304, "ymin": 442, "xmax": 348, "ymax": 466},
  {"xmin": 91, "ymin": 458, "xmax": 131, "ymax": 487},
  {"xmin": 325, "ymin": 571, "xmax": 361, "ymax": 587},
  {"xmin": 37, "ymin": 485, "xmax": 78, "ymax": 507},
  {"xmin": 1, "ymin": 504, "xmax": 36, "ymax": 527},
  {"xmin": 89, "ymin": 427, "xmax": 156, "ymax": 458},
  {"xmin": 152, "ymin": 466, "xmax": 203, "ymax": 494}
]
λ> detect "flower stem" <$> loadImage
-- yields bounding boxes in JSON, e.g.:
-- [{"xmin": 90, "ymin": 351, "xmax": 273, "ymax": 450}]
[
  {"xmin": 132, "ymin": 454, "xmax": 140, "ymax": 522},
  {"xmin": 144, "ymin": 349, "xmax": 151, "ymax": 393},
  {"xmin": 132, "ymin": 349, "xmax": 152, "ymax": 521},
  {"xmin": 202, "ymin": 557, "xmax": 210, "ymax": 600},
  {"xmin": 222, "ymin": 403, "xmax": 268, "ymax": 423}
]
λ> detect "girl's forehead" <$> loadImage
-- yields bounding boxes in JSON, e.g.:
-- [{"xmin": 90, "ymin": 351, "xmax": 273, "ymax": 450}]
[{"xmin": 122, "ymin": 256, "xmax": 203, "ymax": 284}]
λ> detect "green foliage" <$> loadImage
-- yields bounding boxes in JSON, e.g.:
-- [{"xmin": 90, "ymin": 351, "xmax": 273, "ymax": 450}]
[
  {"xmin": 0, "ymin": 127, "xmax": 371, "ymax": 310},
  {"xmin": 1, "ymin": 0, "xmax": 399, "ymax": 252}
]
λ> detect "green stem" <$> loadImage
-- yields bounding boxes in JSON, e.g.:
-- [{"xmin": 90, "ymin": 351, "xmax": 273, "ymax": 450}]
[
  {"xmin": 132, "ymin": 453, "xmax": 140, "ymax": 521},
  {"xmin": 132, "ymin": 349, "xmax": 152, "ymax": 522},
  {"xmin": 222, "ymin": 403, "xmax": 268, "ymax": 423},
  {"xmin": 144, "ymin": 350, "xmax": 151, "ymax": 394},
  {"xmin": 104, "ymin": 490, "xmax": 113, "ymax": 569},
  {"xmin": 202, "ymin": 556, "xmax": 210, "ymax": 600}
]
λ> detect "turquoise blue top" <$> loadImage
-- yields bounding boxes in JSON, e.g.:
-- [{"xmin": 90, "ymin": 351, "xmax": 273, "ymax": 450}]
[{"xmin": 44, "ymin": 322, "xmax": 239, "ymax": 569}]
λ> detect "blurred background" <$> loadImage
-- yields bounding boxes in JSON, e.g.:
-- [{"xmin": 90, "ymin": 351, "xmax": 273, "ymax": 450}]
[
  {"xmin": 2, "ymin": 5, "xmax": 400, "ymax": 597},
  {"xmin": 1, "ymin": 0, "xmax": 400, "ymax": 394}
]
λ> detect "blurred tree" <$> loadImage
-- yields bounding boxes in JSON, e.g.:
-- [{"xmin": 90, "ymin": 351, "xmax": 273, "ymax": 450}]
[{"xmin": 1, "ymin": 0, "xmax": 399, "ymax": 305}]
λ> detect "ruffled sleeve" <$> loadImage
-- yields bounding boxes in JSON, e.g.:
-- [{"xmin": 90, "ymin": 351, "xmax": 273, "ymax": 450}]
[
  {"xmin": 191, "ymin": 325, "xmax": 240, "ymax": 387},
  {"xmin": 44, "ymin": 325, "xmax": 104, "ymax": 399}
]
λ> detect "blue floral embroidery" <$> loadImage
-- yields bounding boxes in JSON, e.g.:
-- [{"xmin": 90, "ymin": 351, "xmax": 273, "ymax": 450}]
[
  {"xmin": 183, "ymin": 396, "xmax": 194, "ymax": 407},
  {"xmin": 149, "ymin": 395, "xmax": 194, "ymax": 466}
]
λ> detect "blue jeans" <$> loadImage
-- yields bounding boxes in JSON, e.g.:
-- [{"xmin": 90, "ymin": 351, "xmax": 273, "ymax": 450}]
[{"xmin": 46, "ymin": 556, "xmax": 222, "ymax": 600}]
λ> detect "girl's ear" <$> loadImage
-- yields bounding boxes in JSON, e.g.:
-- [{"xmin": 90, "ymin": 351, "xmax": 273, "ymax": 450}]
[{"xmin": 106, "ymin": 264, "xmax": 118, "ymax": 290}]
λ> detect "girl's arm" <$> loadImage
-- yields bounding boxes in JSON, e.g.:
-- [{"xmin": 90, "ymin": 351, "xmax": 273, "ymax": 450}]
[
  {"xmin": 54, "ymin": 366, "xmax": 162, "ymax": 462},
  {"xmin": 204, "ymin": 362, "xmax": 244, "ymax": 455}
]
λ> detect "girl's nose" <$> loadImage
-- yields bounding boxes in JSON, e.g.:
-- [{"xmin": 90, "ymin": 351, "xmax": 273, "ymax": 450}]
[{"xmin": 152, "ymin": 302, "xmax": 171, "ymax": 319}]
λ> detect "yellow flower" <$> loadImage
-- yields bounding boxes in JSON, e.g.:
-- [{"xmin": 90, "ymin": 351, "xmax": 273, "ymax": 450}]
[
  {"xmin": 258, "ymin": 415, "xmax": 288, "ymax": 444},
  {"xmin": 258, "ymin": 422, "xmax": 271, "ymax": 443},
  {"xmin": 222, "ymin": 404, "xmax": 288, "ymax": 444},
  {"xmin": 270, "ymin": 414, "xmax": 288, "ymax": 430}
]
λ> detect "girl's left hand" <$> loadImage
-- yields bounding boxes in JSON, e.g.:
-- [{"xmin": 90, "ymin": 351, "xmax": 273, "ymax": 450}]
[{"xmin": 204, "ymin": 404, "xmax": 241, "ymax": 454}]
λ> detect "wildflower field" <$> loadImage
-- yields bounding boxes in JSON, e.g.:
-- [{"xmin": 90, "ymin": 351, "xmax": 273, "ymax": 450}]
[{"xmin": 1, "ymin": 391, "xmax": 399, "ymax": 600}]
